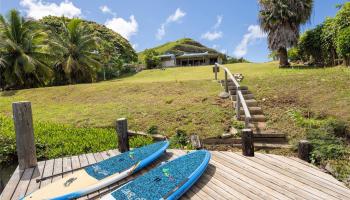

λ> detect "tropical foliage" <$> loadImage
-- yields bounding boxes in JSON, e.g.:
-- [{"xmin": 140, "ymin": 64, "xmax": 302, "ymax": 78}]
[
  {"xmin": 50, "ymin": 19, "xmax": 101, "ymax": 85},
  {"xmin": 0, "ymin": 9, "xmax": 54, "ymax": 89},
  {"xmin": 288, "ymin": 2, "xmax": 350, "ymax": 66},
  {"xmin": 144, "ymin": 49, "xmax": 161, "ymax": 69},
  {"xmin": 0, "ymin": 10, "xmax": 137, "ymax": 90},
  {"xmin": 258, "ymin": 0, "xmax": 313, "ymax": 67}
]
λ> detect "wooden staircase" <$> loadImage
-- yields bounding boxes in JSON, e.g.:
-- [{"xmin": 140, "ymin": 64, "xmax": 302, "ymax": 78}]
[{"xmin": 221, "ymin": 79, "xmax": 286, "ymax": 143}]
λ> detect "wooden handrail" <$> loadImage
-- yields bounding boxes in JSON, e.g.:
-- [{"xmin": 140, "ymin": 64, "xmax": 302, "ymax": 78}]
[
  {"xmin": 237, "ymin": 90, "xmax": 251, "ymax": 127},
  {"xmin": 214, "ymin": 63, "xmax": 251, "ymax": 129}
]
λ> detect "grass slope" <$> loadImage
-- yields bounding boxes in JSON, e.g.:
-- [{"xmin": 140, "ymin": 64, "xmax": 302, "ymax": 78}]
[{"xmin": 0, "ymin": 67, "xmax": 232, "ymax": 138}]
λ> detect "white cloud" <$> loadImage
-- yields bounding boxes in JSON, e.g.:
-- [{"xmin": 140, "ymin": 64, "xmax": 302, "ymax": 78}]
[
  {"xmin": 156, "ymin": 24, "xmax": 166, "ymax": 40},
  {"xmin": 132, "ymin": 43, "xmax": 138, "ymax": 50},
  {"xmin": 213, "ymin": 15, "xmax": 223, "ymax": 29},
  {"xmin": 201, "ymin": 31, "xmax": 223, "ymax": 41},
  {"xmin": 100, "ymin": 5, "xmax": 116, "ymax": 16},
  {"xmin": 156, "ymin": 8, "xmax": 186, "ymax": 40},
  {"xmin": 234, "ymin": 25, "xmax": 266, "ymax": 57},
  {"xmin": 105, "ymin": 15, "xmax": 138, "ymax": 40},
  {"xmin": 20, "ymin": 0, "xmax": 81, "ymax": 19},
  {"xmin": 201, "ymin": 15, "xmax": 223, "ymax": 41},
  {"xmin": 166, "ymin": 8, "xmax": 186, "ymax": 23}
]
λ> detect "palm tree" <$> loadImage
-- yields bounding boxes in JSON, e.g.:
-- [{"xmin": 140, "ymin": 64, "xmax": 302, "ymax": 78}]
[
  {"xmin": 50, "ymin": 18, "xmax": 101, "ymax": 84},
  {"xmin": 0, "ymin": 9, "xmax": 53, "ymax": 89},
  {"xmin": 258, "ymin": 0, "xmax": 313, "ymax": 67}
]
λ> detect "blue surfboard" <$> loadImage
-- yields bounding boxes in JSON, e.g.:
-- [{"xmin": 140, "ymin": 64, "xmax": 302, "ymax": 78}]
[
  {"xmin": 22, "ymin": 141, "xmax": 169, "ymax": 200},
  {"xmin": 102, "ymin": 150, "xmax": 211, "ymax": 200}
]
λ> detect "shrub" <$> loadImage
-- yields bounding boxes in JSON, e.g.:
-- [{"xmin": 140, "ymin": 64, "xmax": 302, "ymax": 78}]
[
  {"xmin": 169, "ymin": 129, "xmax": 191, "ymax": 149},
  {"xmin": 129, "ymin": 136, "xmax": 154, "ymax": 148},
  {"xmin": 288, "ymin": 47, "xmax": 301, "ymax": 62},
  {"xmin": 147, "ymin": 125, "xmax": 159, "ymax": 135},
  {"xmin": 144, "ymin": 49, "xmax": 161, "ymax": 69},
  {"xmin": 0, "ymin": 116, "xmax": 144, "ymax": 166},
  {"xmin": 307, "ymin": 128, "xmax": 348, "ymax": 165},
  {"xmin": 298, "ymin": 25, "xmax": 324, "ymax": 65},
  {"xmin": 336, "ymin": 27, "xmax": 350, "ymax": 66}
]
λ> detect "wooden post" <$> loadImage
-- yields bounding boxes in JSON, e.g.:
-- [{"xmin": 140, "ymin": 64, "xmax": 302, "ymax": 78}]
[
  {"xmin": 236, "ymin": 90, "xmax": 241, "ymax": 120},
  {"xmin": 214, "ymin": 64, "xmax": 218, "ymax": 80},
  {"xmin": 224, "ymin": 71, "xmax": 228, "ymax": 93},
  {"xmin": 12, "ymin": 101, "xmax": 37, "ymax": 170},
  {"xmin": 298, "ymin": 140, "xmax": 311, "ymax": 162},
  {"xmin": 190, "ymin": 134, "xmax": 202, "ymax": 150},
  {"xmin": 0, "ymin": 178, "xmax": 4, "ymax": 193},
  {"xmin": 242, "ymin": 129, "xmax": 254, "ymax": 157},
  {"xmin": 116, "ymin": 118, "xmax": 129, "ymax": 153}
]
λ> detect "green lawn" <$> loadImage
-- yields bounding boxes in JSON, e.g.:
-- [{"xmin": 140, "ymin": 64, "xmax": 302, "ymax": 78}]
[
  {"xmin": 0, "ymin": 66, "xmax": 232, "ymax": 138},
  {"xmin": 1, "ymin": 62, "xmax": 350, "ymax": 140}
]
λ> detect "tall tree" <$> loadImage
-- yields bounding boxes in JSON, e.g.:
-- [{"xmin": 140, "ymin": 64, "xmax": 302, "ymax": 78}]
[
  {"xmin": 258, "ymin": 0, "xmax": 313, "ymax": 67},
  {"xmin": 0, "ymin": 9, "xmax": 53, "ymax": 89},
  {"xmin": 50, "ymin": 18, "xmax": 101, "ymax": 84}
]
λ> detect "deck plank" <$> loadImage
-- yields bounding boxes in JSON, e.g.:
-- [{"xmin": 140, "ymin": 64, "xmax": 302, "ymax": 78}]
[
  {"xmin": 39, "ymin": 159, "xmax": 54, "ymax": 188},
  {"xmin": 10, "ymin": 167, "xmax": 34, "ymax": 200},
  {"xmin": 52, "ymin": 158, "xmax": 63, "ymax": 182},
  {"xmin": 1, "ymin": 166, "xmax": 23, "ymax": 200},
  {"xmin": 255, "ymin": 153, "xmax": 350, "ymax": 199},
  {"xmin": 25, "ymin": 161, "xmax": 46, "ymax": 195},
  {"xmin": 62, "ymin": 157, "xmax": 73, "ymax": 177},
  {"xmin": 211, "ymin": 154, "xmax": 295, "ymax": 200},
  {"xmin": 3, "ymin": 150, "xmax": 350, "ymax": 200},
  {"xmin": 221, "ymin": 152, "xmax": 333, "ymax": 199}
]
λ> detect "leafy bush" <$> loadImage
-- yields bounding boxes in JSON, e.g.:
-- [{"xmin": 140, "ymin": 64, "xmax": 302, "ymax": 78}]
[
  {"xmin": 129, "ymin": 136, "xmax": 154, "ymax": 148},
  {"xmin": 298, "ymin": 25, "xmax": 324, "ymax": 65},
  {"xmin": 232, "ymin": 120, "xmax": 245, "ymax": 130},
  {"xmin": 0, "ymin": 116, "xmax": 154, "ymax": 166},
  {"xmin": 147, "ymin": 125, "xmax": 159, "ymax": 135},
  {"xmin": 169, "ymin": 129, "xmax": 191, "ymax": 149},
  {"xmin": 287, "ymin": 47, "xmax": 301, "ymax": 62},
  {"xmin": 307, "ymin": 128, "xmax": 348, "ymax": 164},
  {"xmin": 336, "ymin": 27, "xmax": 350, "ymax": 66},
  {"xmin": 144, "ymin": 49, "xmax": 160, "ymax": 69}
]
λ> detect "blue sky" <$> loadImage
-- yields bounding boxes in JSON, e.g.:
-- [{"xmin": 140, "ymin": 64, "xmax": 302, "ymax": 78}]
[{"xmin": 0, "ymin": 0, "xmax": 347, "ymax": 62}]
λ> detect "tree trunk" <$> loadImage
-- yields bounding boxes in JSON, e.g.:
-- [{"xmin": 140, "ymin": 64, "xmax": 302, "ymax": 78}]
[{"xmin": 278, "ymin": 47, "xmax": 290, "ymax": 67}]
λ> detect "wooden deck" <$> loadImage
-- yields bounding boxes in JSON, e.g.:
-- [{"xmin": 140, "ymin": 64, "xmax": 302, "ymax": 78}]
[{"xmin": 1, "ymin": 149, "xmax": 350, "ymax": 200}]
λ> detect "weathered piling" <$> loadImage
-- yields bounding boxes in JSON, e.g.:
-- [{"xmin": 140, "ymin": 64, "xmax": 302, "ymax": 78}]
[
  {"xmin": 12, "ymin": 101, "xmax": 38, "ymax": 170},
  {"xmin": 298, "ymin": 140, "xmax": 311, "ymax": 162},
  {"xmin": 116, "ymin": 118, "xmax": 130, "ymax": 153},
  {"xmin": 242, "ymin": 129, "xmax": 254, "ymax": 157}
]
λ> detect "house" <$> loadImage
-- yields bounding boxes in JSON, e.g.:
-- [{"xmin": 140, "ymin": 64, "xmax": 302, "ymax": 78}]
[{"xmin": 159, "ymin": 52, "xmax": 223, "ymax": 67}]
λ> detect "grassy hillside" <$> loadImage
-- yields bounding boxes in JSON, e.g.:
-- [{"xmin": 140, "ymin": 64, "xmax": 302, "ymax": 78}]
[
  {"xmin": 0, "ymin": 67, "xmax": 232, "ymax": 138},
  {"xmin": 138, "ymin": 38, "xmax": 222, "ymax": 62},
  {"xmin": 1, "ymin": 62, "xmax": 349, "ymax": 140}
]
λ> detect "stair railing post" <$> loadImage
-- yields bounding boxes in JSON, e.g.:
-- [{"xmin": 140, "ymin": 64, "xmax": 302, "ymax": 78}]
[
  {"xmin": 116, "ymin": 118, "xmax": 130, "ymax": 153},
  {"xmin": 214, "ymin": 63, "xmax": 218, "ymax": 80},
  {"xmin": 236, "ymin": 89, "xmax": 241, "ymax": 120},
  {"xmin": 12, "ymin": 101, "xmax": 38, "ymax": 170},
  {"xmin": 224, "ymin": 70, "xmax": 228, "ymax": 93},
  {"xmin": 242, "ymin": 129, "xmax": 254, "ymax": 157}
]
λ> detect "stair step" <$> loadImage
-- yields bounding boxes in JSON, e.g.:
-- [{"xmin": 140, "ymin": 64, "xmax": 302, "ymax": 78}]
[
  {"xmin": 229, "ymin": 90, "xmax": 251, "ymax": 95},
  {"xmin": 248, "ymin": 122, "xmax": 267, "ymax": 130},
  {"xmin": 233, "ymin": 99, "xmax": 258, "ymax": 107},
  {"xmin": 228, "ymin": 85, "xmax": 248, "ymax": 90},
  {"xmin": 231, "ymin": 94, "xmax": 255, "ymax": 100},
  {"xmin": 240, "ymin": 114, "xmax": 266, "ymax": 122},
  {"xmin": 239, "ymin": 107, "xmax": 263, "ymax": 115}
]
